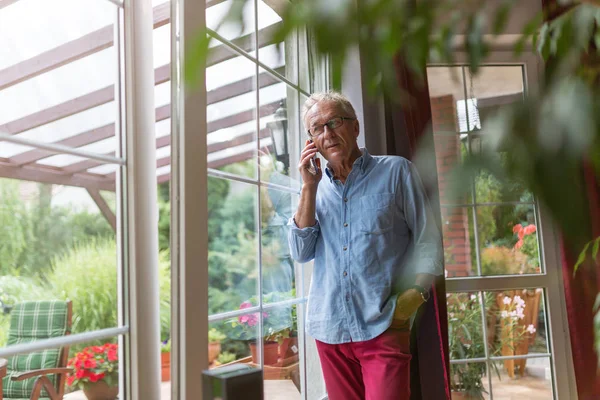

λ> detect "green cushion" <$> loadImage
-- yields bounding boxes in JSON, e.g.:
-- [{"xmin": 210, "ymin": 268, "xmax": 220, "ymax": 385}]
[{"xmin": 3, "ymin": 301, "xmax": 69, "ymax": 399}]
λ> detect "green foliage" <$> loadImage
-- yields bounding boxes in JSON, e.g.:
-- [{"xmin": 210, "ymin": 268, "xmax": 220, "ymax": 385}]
[
  {"xmin": 158, "ymin": 251, "xmax": 171, "ymax": 342},
  {"xmin": 48, "ymin": 239, "xmax": 119, "ymax": 336},
  {"xmin": 47, "ymin": 239, "xmax": 171, "ymax": 353},
  {"xmin": 217, "ymin": 351, "xmax": 236, "ymax": 365},
  {"xmin": 209, "ymin": 328, "xmax": 226, "ymax": 343},
  {"xmin": 158, "ymin": 183, "xmax": 171, "ymax": 252},
  {"xmin": 0, "ymin": 180, "xmax": 28, "ymax": 276}
]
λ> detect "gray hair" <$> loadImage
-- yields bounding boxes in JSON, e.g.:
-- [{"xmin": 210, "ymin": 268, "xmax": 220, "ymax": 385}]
[{"xmin": 302, "ymin": 91, "xmax": 357, "ymax": 125}]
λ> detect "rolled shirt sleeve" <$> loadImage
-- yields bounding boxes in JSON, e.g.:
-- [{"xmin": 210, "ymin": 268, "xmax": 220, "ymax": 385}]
[
  {"xmin": 287, "ymin": 217, "xmax": 320, "ymax": 263},
  {"xmin": 400, "ymin": 163, "xmax": 444, "ymax": 276}
]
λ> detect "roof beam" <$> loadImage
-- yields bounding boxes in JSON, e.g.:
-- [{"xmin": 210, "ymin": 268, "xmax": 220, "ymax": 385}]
[
  {"xmin": 0, "ymin": 162, "xmax": 114, "ymax": 191},
  {"xmin": 0, "ymin": 64, "xmax": 170, "ymax": 137},
  {"xmin": 0, "ymin": 0, "xmax": 20, "ymax": 11},
  {"xmin": 207, "ymin": 101, "xmax": 281, "ymax": 132},
  {"xmin": 157, "ymin": 144, "xmax": 273, "ymax": 185},
  {"xmin": 0, "ymin": 2, "xmax": 170, "ymax": 91},
  {"xmin": 87, "ymin": 188, "xmax": 116, "ymax": 231}
]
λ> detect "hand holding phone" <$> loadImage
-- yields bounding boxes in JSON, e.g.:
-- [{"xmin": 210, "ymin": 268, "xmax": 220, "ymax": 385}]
[
  {"xmin": 308, "ymin": 141, "xmax": 319, "ymax": 176},
  {"xmin": 299, "ymin": 140, "xmax": 322, "ymax": 185}
]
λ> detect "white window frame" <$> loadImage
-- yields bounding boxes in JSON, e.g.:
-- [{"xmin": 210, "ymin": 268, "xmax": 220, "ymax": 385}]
[{"xmin": 429, "ymin": 51, "xmax": 577, "ymax": 400}]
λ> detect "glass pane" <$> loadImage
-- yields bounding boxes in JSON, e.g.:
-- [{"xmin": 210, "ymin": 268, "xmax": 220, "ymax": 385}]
[
  {"xmin": 442, "ymin": 206, "xmax": 477, "ymax": 277},
  {"xmin": 206, "ymin": 0, "xmax": 255, "ymax": 49},
  {"xmin": 261, "ymin": 304, "xmax": 301, "ymax": 399},
  {"xmin": 258, "ymin": 0, "xmax": 297, "ymax": 84},
  {"xmin": 208, "ymin": 319, "xmax": 255, "ymax": 368},
  {"xmin": 447, "ymin": 292, "xmax": 486, "ymax": 360},
  {"xmin": 258, "ymin": 76, "xmax": 302, "ymax": 188},
  {"xmin": 450, "ymin": 362, "xmax": 490, "ymax": 399},
  {"xmin": 208, "ymin": 178, "xmax": 259, "ymax": 315},
  {"xmin": 477, "ymin": 204, "xmax": 541, "ymax": 276},
  {"xmin": 472, "ymin": 150, "xmax": 533, "ymax": 204},
  {"xmin": 490, "ymin": 358, "xmax": 554, "ymax": 399},
  {"xmin": 486, "ymin": 288, "xmax": 549, "ymax": 358},
  {"xmin": 261, "ymin": 188, "xmax": 298, "ymax": 303},
  {"xmin": 0, "ymin": 0, "xmax": 119, "ymax": 154},
  {"xmin": 298, "ymin": 302, "xmax": 327, "ymax": 400},
  {"xmin": 0, "ymin": 163, "xmax": 118, "ymax": 340},
  {"xmin": 207, "ymin": 50, "xmax": 258, "ymax": 180}
]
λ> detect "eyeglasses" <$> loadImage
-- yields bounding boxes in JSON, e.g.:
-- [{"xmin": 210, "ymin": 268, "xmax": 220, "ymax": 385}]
[{"xmin": 307, "ymin": 117, "xmax": 355, "ymax": 138}]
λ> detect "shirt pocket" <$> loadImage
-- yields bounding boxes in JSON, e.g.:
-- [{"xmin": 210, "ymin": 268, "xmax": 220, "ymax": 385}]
[{"xmin": 359, "ymin": 193, "xmax": 395, "ymax": 234}]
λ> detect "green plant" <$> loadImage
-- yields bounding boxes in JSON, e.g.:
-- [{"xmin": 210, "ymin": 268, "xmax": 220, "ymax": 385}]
[
  {"xmin": 209, "ymin": 328, "xmax": 226, "ymax": 343},
  {"xmin": 217, "ymin": 351, "xmax": 236, "ymax": 365},
  {"xmin": 480, "ymin": 246, "xmax": 527, "ymax": 276},
  {"xmin": 447, "ymin": 292, "xmax": 495, "ymax": 398},
  {"xmin": 161, "ymin": 339, "xmax": 171, "ymax": 353},
  {"xmin": 48, "ymin": 239, "xmax": 171, "ymax": 354}
]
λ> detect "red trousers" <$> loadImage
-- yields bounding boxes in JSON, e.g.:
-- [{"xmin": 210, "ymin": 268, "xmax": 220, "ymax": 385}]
[{"xmin": 315, "ymin": 327, "xmax": 411, "ymax": 400}]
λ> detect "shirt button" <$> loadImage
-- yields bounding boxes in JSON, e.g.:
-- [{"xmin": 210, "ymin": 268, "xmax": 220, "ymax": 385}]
[
  {"xmin": 343, "ymin": 246, "xmax": 348, "ymax": 251},
  {"xmin": 343, "ymin": 223, "xmax": 348, "ymax": 227},
  {"xmin": 344, "ymin": 198, "xmax": 348, "ymax": 202},
  {"xmin": 343, "ymin": 271, "xmax": 348, "ymax": 277}
]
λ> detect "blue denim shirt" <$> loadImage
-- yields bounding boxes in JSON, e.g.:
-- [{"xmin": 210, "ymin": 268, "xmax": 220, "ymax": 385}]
[{"xmin": 288, "ymin": 148, "xmax": 443, "ymax": 344}]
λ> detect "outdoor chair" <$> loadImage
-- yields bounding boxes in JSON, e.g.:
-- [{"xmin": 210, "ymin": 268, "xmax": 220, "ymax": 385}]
[{"xmin": 0, "ymin": 300, "xmax": 73, "ymax": 400}]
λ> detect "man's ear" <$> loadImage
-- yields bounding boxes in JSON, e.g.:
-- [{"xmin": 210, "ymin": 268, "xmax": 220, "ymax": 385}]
[{"xmin": 354, "ymin": 120, "xmax": 360, "ymax": 139}]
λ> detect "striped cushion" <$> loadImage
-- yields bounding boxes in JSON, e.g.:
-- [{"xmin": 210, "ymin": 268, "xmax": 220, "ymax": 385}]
[{"xmin": 2, "ymin": 301, "xmax": 69, "ymax": 399}]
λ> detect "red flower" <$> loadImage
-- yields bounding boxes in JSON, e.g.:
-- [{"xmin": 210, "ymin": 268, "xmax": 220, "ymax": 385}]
[
  {"xmin": 83, "ymin": 359, "xmax": 97, "ymax": 369},
  {"xmin": 89, "ymin": 372, "xmax": 105, "ymax": 383},
  {"xmin": 92, "ymin": 346, "xmax": 105, "ymax": 354},
  {"xmin": 107, "ymin": 349, "xmax": 118, "ymax": 362},
  {"xmin": 75, "ymin": 369, "xmax": 86, "ymax": 379},
  {"xmin": 513, "ymin": 224, "xmax": 523, "ymax": 234},
  {"xmin": 523, "ymin": 224, "xmax": 536, "ymax": 235}
]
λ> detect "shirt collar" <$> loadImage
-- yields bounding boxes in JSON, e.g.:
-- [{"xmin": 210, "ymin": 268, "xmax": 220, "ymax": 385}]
[{"xmin": 325, "ymin": 147, "xmax": 372, "ymax": 182}]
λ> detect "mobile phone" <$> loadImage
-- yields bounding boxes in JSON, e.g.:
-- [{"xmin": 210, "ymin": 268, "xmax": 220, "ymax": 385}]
[{"xmin": 308, "ymin": 140, "xmax": 319, "ymax": 175}]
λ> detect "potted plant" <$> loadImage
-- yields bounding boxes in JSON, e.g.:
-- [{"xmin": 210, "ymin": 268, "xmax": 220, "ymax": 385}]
[
  {"xmin": 161, "ymin": 339, "xmax": 170, "ymax": 382},
  {"xmin": 208, "ymin": 328, "xmax": 225, "ymax": 364},
  {"xmin": 67, "ymin": 342, "xmax": 119, "ymax": 400},
  {"xmin": 448, "ymin": 293, "xmax": 489, "ymax": 399},
  {"xmin": 228, "ymin": 299, "xmax": 290, "ymax": 365}
]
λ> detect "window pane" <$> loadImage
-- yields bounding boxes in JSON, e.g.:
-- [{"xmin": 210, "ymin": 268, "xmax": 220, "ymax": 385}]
[
  {"xmin": 486, "ymin": 288, "xmax": 549, "ymax": 358},
  {"xmin": 258, "ymin": 76, "xmax": 301, "ymax": 187},
  {"xmin": 442, "ymin": 206, "xmax": 477, "ymax": 277},
  {"xmin": 477, "ymin": 205, "xmax": 541, "ymax": 276},
  {"xmin": 207, "ymin": 0, "xmax": 255, "ymax": 50},
  {"xmin": 261, "ymin": 304, "xmax": 301, "ymax": 399},
  {"xmin": 208, "ymin": 319, "xmax": 255, "ymax": 368},
  {"xmin": 207, "ymin": 50, "xmax": 258, "ymax": 180},
  {"xmin": 447, "ymin": 292, "xmax": 486, "ymax": 360},
  {"xmin": 208, "ymin": 178, "xmax": 259, "ymax": 315},
  {"xmin": 257, "ymin": 0, "xmax": 297, "ymax": 84},
  {"xmin": 0, "ymin": 0, "xmax": 119, "ymax": 156},
  {"xmin": 450, "ymin": 362, "xmax": 490, "ymax": 399},
  {"xmin": 261, "ymin": 187, "xmax": 298, "ymax": 304},
  {"xmin": 490, "ymin": 358, "xmax": 554, "ymax": 399},
  {"xmin": 0, "ymin": 173, "xmax": 118, "ymax": 334}
]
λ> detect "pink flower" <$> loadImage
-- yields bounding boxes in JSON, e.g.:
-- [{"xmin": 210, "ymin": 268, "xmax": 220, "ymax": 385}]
[
  {"xmin": 526, "ymin": 324, "xmax": 537, "ymax": 334},
  {"xmin": 523, "ymin": 224, "xmax": 537, "ymax": 235},
  {"xmin": 513, "ymin": 224, "xmax": 523, "ymax": 234},
  {"xmin": 240, "ymin": 301, "xmax": 253, "ymax": 309}
]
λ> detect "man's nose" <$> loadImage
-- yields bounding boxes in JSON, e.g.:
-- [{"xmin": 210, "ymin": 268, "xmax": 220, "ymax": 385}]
[{"xmin": 322, "ymin": 124, "xmax": 336, "ymax": 139}]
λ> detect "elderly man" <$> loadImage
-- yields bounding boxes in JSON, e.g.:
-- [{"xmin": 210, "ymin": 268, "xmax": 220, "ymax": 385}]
[{"xmin": 288, "ymin": 91, "xmax": 443, "ymax": 400}]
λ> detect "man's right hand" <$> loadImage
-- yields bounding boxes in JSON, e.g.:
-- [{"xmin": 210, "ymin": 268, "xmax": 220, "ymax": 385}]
[{"xmin": 298, "ymin": 140, "xmax": 322, "ymax": 188}]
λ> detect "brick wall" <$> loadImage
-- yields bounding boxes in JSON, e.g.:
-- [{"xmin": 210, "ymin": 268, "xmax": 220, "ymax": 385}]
[{"xmin": 430, "ymin": 95, "xmax": 472, "ymax": 277}]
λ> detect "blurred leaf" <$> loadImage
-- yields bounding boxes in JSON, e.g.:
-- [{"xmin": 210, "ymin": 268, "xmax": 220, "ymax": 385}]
[
  {"xmin": 492, "ymin": 0, "xmax": 513, "ymax": 35},
  {"xmin": 574, "ymin": 241, "xmax": 591, "ymax": 275}
]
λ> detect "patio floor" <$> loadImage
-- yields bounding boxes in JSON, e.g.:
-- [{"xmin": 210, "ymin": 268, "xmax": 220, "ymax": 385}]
[{"xmin": 64, "ymin": 379, "xmax": 301, "ymax": 400}]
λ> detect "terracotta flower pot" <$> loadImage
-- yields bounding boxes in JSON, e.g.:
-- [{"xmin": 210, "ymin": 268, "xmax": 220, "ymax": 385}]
[
  {"xmin": 161, "ymin": 352, "xmax": 170, "ymax": 382},
  {"xmin": 250, "ymin": 341, "xmax": 279, "ymax": 365},
  {"xmin": 208, "ymin": 342, "xmax": 221, "ymax": 364},
  {"xmin": 279, "ymin": 337, "xmax": 299, "ymax": 359},
  {"xmin": 83, "ymin": 381, "xmax": 118, "ymax": 400}
]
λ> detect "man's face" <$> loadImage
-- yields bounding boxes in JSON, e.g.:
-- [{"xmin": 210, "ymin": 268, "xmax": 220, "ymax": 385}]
[{"xmin": 304, "ymin": 100, "xmax": 359, "ymax": 163}]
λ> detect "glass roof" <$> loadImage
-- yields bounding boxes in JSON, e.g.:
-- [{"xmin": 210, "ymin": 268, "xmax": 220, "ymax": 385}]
[{"xmin": 0, "ymin": 0, "xmax": 288, "ymax": 191}]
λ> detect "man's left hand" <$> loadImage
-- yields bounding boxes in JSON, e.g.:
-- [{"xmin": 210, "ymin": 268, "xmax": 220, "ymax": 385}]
[{"xmin": 393, "ymin": 288, "xmax": 425, "ymax": 322}]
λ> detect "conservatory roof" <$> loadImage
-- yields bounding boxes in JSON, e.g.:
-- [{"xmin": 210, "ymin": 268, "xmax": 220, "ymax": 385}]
[{"xmin": 0, "ymin": 0, "xmax": 288, "ymax": 193}]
